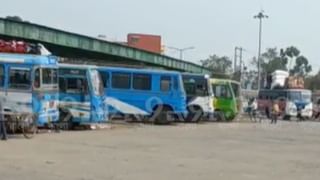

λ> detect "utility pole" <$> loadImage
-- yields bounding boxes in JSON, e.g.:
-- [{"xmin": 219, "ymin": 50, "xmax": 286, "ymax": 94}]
[
  {"xmin": 254, "ymin": 10, "xmax": 269, "ymax": 90},
  {"xmin": 239, "ymin": 47, "xmax": 243, "ymax": 82},
  {"xmin": 234, "ymin": 47, "xmax": 243, "ymax": 72},
  {"xmin": 234, "ymin": 47, "xmax": 238, "ymax": 72},
  {"xmin": 234, "ymin": 47, "xmax": 244, "ymax": 83}
]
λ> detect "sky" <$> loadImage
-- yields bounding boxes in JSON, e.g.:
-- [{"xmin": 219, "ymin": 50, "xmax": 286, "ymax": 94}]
[{"xmin": 1, "ymin": 0, "xmax": 320, "ymax": 72}]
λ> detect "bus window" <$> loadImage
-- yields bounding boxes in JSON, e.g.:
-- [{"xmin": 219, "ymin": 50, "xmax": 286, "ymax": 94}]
[
  {"xmin": 302, "ymin": 91, "xmax": 312, "ymax": 102},
  {"xmin": 112, "ymin": 72, "xmax": 131, "ymax": 89},
  {"xmin": 231, "ymin": 83, "xmax": 240, "ymax": 97},
  {"xmin": 9, "ymin": 67, "xmax": 31, "ymax": 90},
  {"xmin": 288, "ymin": 91, "xmax": 301, "ymax": 101},
  {"xmin": 184, "ymin": 83, "xmax": 196, "ymax": 95},
  {"xmin": 0, "ymin": 65, "xmax": 4, "ymax": 87},
  {"xmin": 42, "ymin": 68, "xmax": 58, "ymax": 85},
  {"xmin": 66, "ymin": 78, "xmax": 88, "ymax": 94},
  {"xmin": 173, "ymin": 76, "xmax": 179, "ymax": 90},
  {"xmin": 133, "ymin": 74, "xmax": 151, "ymax": 91},
  {"xmin": 59, "ymin": 77, "xmax": 66, "ymax": 92},
  {"xmin": 161, "ymin": 76, "xmax": 171, "ymax": 92},
  {"xmin": 34, "ymin": 68, "xmax": 40, "ymax": 88},
  {"xmin": 213, "ymin": 85, "xmax": 232, "ymax": 98},
  {"xmin": 100, "ymin": 72, "xmax": 109, "ymax": 88},
  {"xmin": 196, "ymin": 82, "xmax": 209, "ymax": 96},
  {"xmin": 278, "ymin": 91, "xmax": 287, "ymax": 100},
  {"xmin": 213, "ymin": 84, "xmax": 231, "ymax": 98}
]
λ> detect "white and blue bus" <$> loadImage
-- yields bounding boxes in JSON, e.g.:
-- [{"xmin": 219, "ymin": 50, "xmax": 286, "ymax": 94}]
[
  {"xmin": 98, "ymin": 67, "xmax": 187, "ymax": 124},
  {"xmin": 182, "ymin": 74, "xmax": 214, "ymax": 122},
  {"xmin": 0, "ymin": 53, "xmax": 59, "ymax": 127},
  {"xmin": 258, "ymin": 89, "xmax": 313, "ymax": 119},
  {"xmin": 58, "ymin": 64, "xmax": 107, "ymax": 127}
]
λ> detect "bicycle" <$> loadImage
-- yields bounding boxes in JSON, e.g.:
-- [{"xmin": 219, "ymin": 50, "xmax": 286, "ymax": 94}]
[{"xmin": 4, "ymin": 112, "xmax": 37, "ymax": 139}]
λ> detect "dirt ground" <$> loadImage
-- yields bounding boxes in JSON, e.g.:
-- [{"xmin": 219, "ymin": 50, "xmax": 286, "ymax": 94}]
[{"xmin": 1, "ymin": 120, "xmax": 320, "ymax": 180}]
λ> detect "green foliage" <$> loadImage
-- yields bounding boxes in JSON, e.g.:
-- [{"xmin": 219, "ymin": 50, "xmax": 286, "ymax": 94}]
[
  {"xmin": 5, "ymin": 16, "xmax": 30, "ymax": 23},
  {"xmin": 5, "ymin": 16, "xmax": 23, "ymax": 22},
  {"xmin": 254, "ymin": 46, "xmax": 311, "ymax": 77},
  {"xmin": 260, "ymin": 48, "xmax": 287, "ymax": 73},
  {"xmin": 284, "ymin": 46, "xmax": 312, "ymax": 76},
  {"xmin": 200, "ymin": 55, "xmax": 232, "ymax": 76}
]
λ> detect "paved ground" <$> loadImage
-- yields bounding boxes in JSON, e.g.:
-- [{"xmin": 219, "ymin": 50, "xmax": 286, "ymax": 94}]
[{"xmin": 1, "ymin": 120, "xmax": 320, "ymax": 180}]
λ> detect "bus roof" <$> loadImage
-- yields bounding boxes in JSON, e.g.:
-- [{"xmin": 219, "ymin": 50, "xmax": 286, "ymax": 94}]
[
  {"xmin": 210, "ymin": 78, "xmax": 240, "ymax": 85},
  {"xmin": 99, "ymin": 66, "xmax": 181, "ymax": 75},
  {"xmin": 182, "ymin": 73, "xmax": 210, "ymax": 79},
  {"xmin": 0, "ymin": 53, "xmax": 58, "ymax": 65},
  {"xmin": 259, "ymin": 89, "xmax": 312, "ymax": 93},
  {"xmin": 59, "ymin": 63, "xmax": 98, "ymax": 69}
]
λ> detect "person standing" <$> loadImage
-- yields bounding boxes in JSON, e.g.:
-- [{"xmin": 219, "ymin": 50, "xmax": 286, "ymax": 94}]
[
  {"xmin": 271, "ymin": 100, "xmax": 280, "ymax": 124},
  {"xmin": 0, "ymin": 102, "xmax": 7, "ymax": 140}
]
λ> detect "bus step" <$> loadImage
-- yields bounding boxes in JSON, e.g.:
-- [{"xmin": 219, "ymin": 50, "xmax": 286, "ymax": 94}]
[{"xmin": 74, "ymin": 124, "xmax": 113, "ymax": 130}]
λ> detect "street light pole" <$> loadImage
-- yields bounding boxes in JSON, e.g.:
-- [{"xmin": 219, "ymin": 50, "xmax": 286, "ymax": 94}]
[
  {"xmin": 167, "ymin": 46, "xmax": 195, "ymax": 60},
  {"xmin": 254, "ymin": 10, "xmax": 268, "ymax": 90}
]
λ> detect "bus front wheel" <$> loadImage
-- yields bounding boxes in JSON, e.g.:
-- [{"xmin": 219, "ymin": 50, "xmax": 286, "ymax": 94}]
[
  {"xmin": 186, "ymin": 106, "xmax": 203, "ymax": 123},
  {"xmin": 152, "ymin": 105, "xmax": 173, "ymax": 125},
  {"xmin": 21, "ymin": 114, "xmax": 37, "ymax": 139},
  {"xmin": 59, "ymin": 108, "xmax": 74, "ymax": 130},
  {"xmin": 216, "ymin": 111, "xmax": 226, "ymax": 122}
]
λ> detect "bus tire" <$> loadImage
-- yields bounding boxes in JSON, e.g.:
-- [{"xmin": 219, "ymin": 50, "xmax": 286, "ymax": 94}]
[
  {"xmin": 186, "ymin": 106, "xmax": 203, "ymax": 123},
  {"xmin": 152, "ymin": 105, "xmax": 173, "ymax": 125},
  {"xmin": 216, "ymin": 111, "xmax": 226, "ymax": 122},
  {"xmin": 283, "ymin": 115, "xmax": 291, "ymax": 121},
  {"xmin": 22, "ymin": 114, "xmax": 37, "ymax": 139},
  {"xmin": 59, "ymin": 108, "xmax": 74, "ymax": 130}
]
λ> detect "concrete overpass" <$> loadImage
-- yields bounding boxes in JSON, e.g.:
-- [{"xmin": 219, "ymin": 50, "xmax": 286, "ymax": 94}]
[{"xmin": 0, "ymin": 18, "xmax": 211, "ymax": 74}]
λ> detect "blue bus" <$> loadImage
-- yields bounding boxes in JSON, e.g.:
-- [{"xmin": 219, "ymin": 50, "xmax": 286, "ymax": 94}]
[
  {"xmin": 98, "ymin": 67, "xmax": 187, "ymax": 124},
  {"xmin": 182, "ymin": 74, "xmax": 215, "ymax": 122},
  {"xmin": 0, "ymin": 53, "xmax": 59, "ymax": 127},
  {"xmin": 58, "ymin": 64, "xmax": 107, "ymax": 127}
]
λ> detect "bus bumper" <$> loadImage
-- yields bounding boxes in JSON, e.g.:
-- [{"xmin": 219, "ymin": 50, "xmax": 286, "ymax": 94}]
[{"xmin": 37, "ymin": 111, "xmax": 59, "ymax": 127}]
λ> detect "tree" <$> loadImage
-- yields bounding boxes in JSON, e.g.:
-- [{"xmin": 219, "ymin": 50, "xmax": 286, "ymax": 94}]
[
  {"xmin": 284, "ymin": 46, "xmax": 312, "ymax": 76},
  {"xmin": 200, "ymin": 55, "xmax": 232, "ymax": 77},
  {"xmin": 252, "ymin": 46, "xmax": 311, "ymax": 77},
  {"xmin": 260, "ymin": 48, "xmax": 288, "ymax": 74},
  {"xmin": 5, "ymin": 16, "xmax": 23, "ymax": 22}
]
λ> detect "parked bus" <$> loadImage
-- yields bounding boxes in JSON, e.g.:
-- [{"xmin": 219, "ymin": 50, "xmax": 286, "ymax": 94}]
[
  {"xmin": 257, "ymin": 89, "xmax": 313, "ymax": 120},
  {"xmin": 98, "ymin": 67, "xmax": 187, "ymax": 124},
  {"xmin": 0, "ymin": 53, "xmax": 59, "ymax": 127},
  {"xmin": 210, "ymin": 79, "xmax": 241, "ymax": 121},
  {"xmin": 58, "ymin": 64, "xmax": 107, "ymax": 127},
  {"xmin": 182, "ymin": 74, "xmax": 214, "ymax": 122}
]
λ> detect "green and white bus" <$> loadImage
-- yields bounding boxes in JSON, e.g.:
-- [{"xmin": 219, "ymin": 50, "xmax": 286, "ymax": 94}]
[{"xmin": 210, "ymin": 79, "xmax": 241, "ymax": 121}]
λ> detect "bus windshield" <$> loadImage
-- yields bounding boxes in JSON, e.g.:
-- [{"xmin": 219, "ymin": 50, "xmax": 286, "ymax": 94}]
[
  {"xmin": 89, "ymin": 70, "xmax": 104, "ymax": 96},
  {"xmin": 35, "ymin": 68, "xmax": 58, "ymax": 90},
  {"xmin": 212, "ymin": 84, "xmax": 232, "ymax": 99},
  {"xmin": 10, "ymin": 67, "xmax": 31, "ymax": 90},
  {"xmin": 184, "ymin": 81, "xmax": 209, "ymax": 97},
  {"xmin": 288, "ymin": 90, "xmax": 311, "ymax": 102},
  {"xmin": 183, "ymin": 76, "xmax": 210, "ymax": 97},
  {"xmin": 302, "ymin": 91, "xmax": 312, "ymax": 102},
  {"xmin": 231, "ymin": 82, "xmax": 240, "ymax": 98},
  {"xmin": 288, "ymin": 91, "xmax": 301, "ymax": 101}
]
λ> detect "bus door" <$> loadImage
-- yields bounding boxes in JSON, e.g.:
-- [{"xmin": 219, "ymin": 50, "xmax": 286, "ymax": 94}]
[
  {"xmin": 230, "ymin": 82, "xmax": 241, "ymax": 113},
  {"xmin": 212, "ymin": 82, "xmax": 235, "ymax": 118},
  {"xmin": 87, "ymin": 69, "xmax": 105, "ymax": 122},
  {"xmin": 59, "ymin": 74, "xmax": 90, "ymax": 122},
  {"xmin": 6, "ymin": 65, "xmax": 33, "ymax": 113}
]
